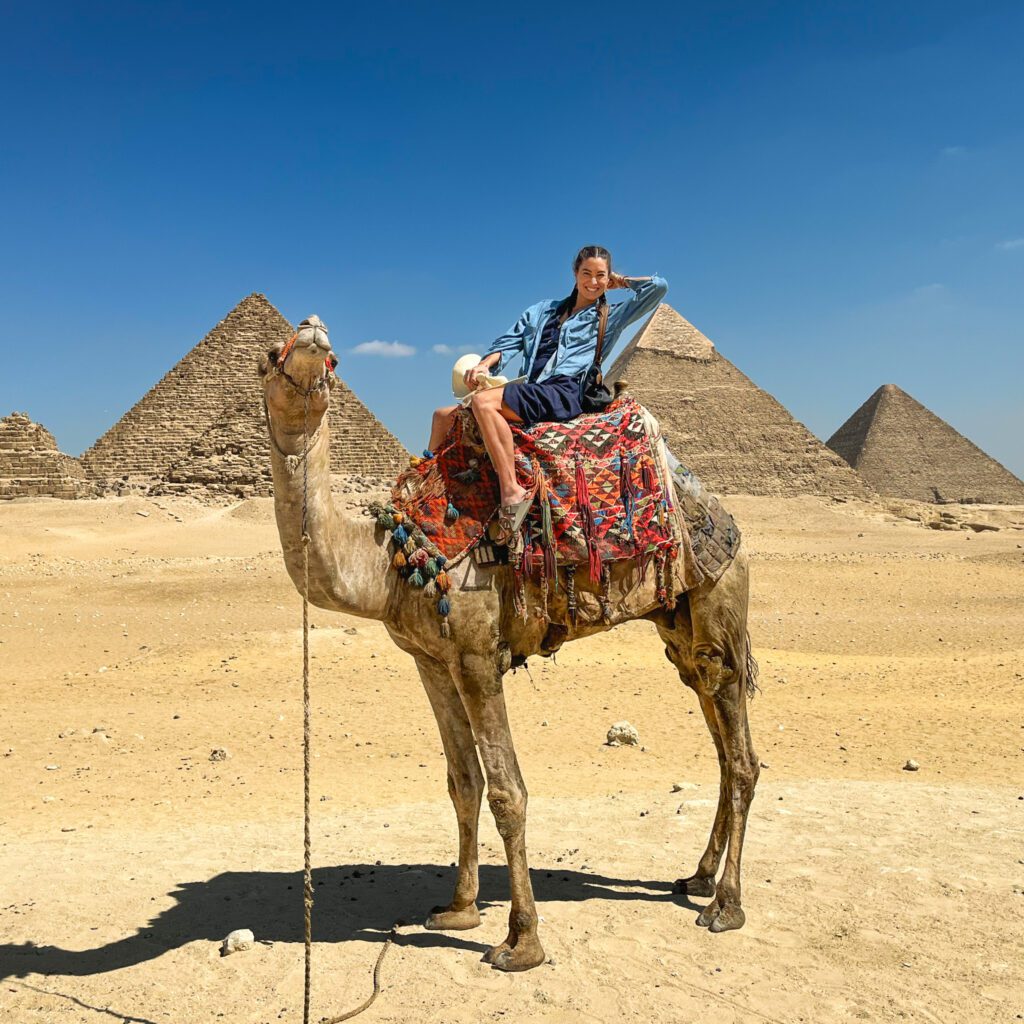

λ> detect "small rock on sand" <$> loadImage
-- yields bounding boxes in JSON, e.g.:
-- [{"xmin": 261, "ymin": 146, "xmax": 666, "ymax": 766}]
[
  {"xmin": 606, "ymin": 721, "xmax": 639, "ymax": 747},
  {"xmin": 209, "ymin": 748, "xmax": 230, "ymax": 762},
  {"xmin": 221, "ymin": 929, "xmax": 254, "ymax": 956},
  {"xmin": 903, "ymin": 759, "xmax": 920, "ymax": 772}
]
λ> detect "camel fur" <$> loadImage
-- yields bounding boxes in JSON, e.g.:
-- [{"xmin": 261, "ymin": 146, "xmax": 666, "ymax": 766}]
[{"xmin": 259, "ymin": 316, "xmax": 760, "ymax": 972}]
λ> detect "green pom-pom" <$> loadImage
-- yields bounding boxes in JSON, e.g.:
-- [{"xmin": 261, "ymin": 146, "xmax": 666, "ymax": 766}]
[
  {"xmin": 408, "ymin": 569, "xmax": 425, "ymax": 587},
  {"xmin": 425, "ymin": 558, "xmax": 438, "ymax": 578},
  {"xmin": 378, "ymin": 513, "xmax": 395, "ymax": 531}
]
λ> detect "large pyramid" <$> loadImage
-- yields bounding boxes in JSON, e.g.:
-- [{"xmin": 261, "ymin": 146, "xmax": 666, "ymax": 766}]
[
  {"xmin": 80, "ymin": 294, "xmax": 408, "ymax": 495},
  {"xmin": 1, "ymin": 412, "xmax": 93, "ymax": 499},
  {"xmin": 827, "ymin": 384, "xmax": 1024, "ymax": 504},
  {"xmin": 606, "ymin": 304, "xmax": 870, "ymax": 497}
]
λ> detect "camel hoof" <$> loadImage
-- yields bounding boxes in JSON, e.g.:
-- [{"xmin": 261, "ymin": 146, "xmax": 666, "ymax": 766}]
[
  {"xmin": 708, "ymin": 904, "xmax": 746, "ymax": 932},
  {"xmin": 482, "ymin": 941, "xmax": 511, "ymax": 965},
  {"xmin": 489, "ymin": 941, "xmax": 546, "ymax": 972},
  {"xmin": 424, "ymin": 905, "xmax": 481, "ymax": 931},
  {"xmin": 695, "ymin": 902, "xmax": 721, "ymax": 928},
  {"xmin": 674, "ymin": 874, "xmax": 716, "ymax": 898}
]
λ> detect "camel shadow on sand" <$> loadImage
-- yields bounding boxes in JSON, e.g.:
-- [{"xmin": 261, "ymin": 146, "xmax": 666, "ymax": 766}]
[{"xmin": 1, "ymin": 861, "xmax": 704, "ymax": 981}]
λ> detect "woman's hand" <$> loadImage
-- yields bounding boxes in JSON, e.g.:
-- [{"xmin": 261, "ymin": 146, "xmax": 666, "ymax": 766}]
[
  {"xmin": 463, "ymin": 362, "xmax": 490, "ymax": 389},
  {"xmin": 608, "ymin": 272, "xmax": 631, "ymax": 289}
]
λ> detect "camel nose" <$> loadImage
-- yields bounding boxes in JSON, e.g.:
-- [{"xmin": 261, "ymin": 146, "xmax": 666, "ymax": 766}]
[{"xmin": 296, "ymin": 315, "xmax": 332, "ymax": 354}]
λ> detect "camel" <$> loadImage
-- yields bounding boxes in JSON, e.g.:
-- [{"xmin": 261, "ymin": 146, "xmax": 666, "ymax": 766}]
[{"xmin": 259, "ymin": 316, "xmax": 759, "ymax": 972}]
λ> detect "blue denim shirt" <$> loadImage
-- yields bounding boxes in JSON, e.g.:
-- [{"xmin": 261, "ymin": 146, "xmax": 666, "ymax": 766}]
[{"xmin": 486, "ymin": 276, "xmax": 669, "ymax": 383}]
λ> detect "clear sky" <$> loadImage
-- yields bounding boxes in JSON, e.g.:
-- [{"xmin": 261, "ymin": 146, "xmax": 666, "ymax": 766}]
[{"xmin": 2, "ymin": 2, "xmax": 1022, "ymax": 476}]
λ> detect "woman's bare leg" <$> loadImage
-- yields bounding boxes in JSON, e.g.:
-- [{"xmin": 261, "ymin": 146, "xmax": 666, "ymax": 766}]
[
  {"xmin": 429, "ymin": 404, "xmax": 460, "ymax": 453},
  {"xmin": 469, "ymin": 388, "xmax": 528, "ymax": 506}
]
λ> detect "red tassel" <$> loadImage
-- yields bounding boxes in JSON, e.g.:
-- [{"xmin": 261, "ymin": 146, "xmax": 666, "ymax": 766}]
[{"xmin": 575, "ymin": 455, "xmax": 602, "ymax": 582}]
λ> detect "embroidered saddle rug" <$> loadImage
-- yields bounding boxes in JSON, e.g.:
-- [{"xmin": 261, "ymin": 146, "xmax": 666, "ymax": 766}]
[{"xmin": 367, "ymin": 396, "xmax": 741, "ymax": 634}]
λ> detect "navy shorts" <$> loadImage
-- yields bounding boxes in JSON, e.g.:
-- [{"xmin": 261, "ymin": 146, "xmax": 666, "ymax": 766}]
[{"xmin": 503, "ymin": 374, "xmax": 584, "ymax": 427}]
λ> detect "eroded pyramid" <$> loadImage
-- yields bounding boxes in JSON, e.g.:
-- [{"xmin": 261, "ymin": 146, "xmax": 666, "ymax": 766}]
[
  {"xmin": 80, "ymin": 294, "xmax": 408, "ymax": 495},
  {"xmin": 606, "ymin": 305, "xmax": 869, "ymax": 497},
  {"xmin": 827, "ymin": 384, "xmax": 1024, "ymax": 504},
  {"xmin": 1, "ymin": 412, "xmax": 92, "ymax": 499}
]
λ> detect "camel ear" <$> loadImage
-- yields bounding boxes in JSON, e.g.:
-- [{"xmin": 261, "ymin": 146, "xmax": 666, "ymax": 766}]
[{"xmin": 258, "ymin": 345, "xmax": 283, "ymax": 377}]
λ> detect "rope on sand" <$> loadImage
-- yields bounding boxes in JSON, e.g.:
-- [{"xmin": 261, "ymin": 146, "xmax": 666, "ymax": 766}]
[{"xmin": 294, "ymin": 383, "xmax": 397, "ymax": 1024}]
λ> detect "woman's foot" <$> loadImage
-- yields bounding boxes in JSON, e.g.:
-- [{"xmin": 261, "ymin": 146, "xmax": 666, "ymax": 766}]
[{"xmin": 494, "ymin": 487, "xmax": 532, "ymax": 545}]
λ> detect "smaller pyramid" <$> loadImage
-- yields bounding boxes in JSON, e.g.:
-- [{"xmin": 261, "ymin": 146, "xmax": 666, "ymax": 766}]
[
  {"xmin": 827, "ymin": 384, "xmax": 1024, "ymax": 504},
  {"xmin": 607, "ymin": 304, "xmax": 869, "ymax": 497},
  {"xmin": 1, "ymin": 412, "xmax": 92, "ymax": 499},
  {"xmin": 81, "ymin": 293, "xmax": 409, "ymax": 494}
]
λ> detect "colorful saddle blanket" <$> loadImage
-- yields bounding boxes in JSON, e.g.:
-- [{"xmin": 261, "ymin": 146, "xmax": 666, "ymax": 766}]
[{"xmin": 392, "ymin": 397, "xmax": 683, "ymax": 584}]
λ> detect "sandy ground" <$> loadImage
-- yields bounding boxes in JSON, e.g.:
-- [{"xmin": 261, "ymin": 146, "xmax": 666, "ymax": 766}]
[{"xmin": 1, "ymin": 493, "xmax": 1022, "ymax": 1024}]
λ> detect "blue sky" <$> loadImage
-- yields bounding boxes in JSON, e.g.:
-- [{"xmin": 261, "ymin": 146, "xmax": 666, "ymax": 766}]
[{"xmin": 2, "ymin": 1, "xmax": 1022, "ymax": 476}]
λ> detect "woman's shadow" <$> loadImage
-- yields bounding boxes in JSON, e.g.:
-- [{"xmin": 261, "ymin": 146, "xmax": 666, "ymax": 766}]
[{"xmin": 1, "ymin": 860, "xmax": 697, "ymax": 980}]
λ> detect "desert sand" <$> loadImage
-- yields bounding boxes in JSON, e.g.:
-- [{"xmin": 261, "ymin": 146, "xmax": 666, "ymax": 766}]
[{"xmin": 1, "ymin": 493, "xmax": 1022, "ymax": 1023}]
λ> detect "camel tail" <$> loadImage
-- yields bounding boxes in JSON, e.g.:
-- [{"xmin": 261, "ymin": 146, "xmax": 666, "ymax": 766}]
[{"xmin": 744, "ymin": 631, "xmax": 760, "ymax": 700}]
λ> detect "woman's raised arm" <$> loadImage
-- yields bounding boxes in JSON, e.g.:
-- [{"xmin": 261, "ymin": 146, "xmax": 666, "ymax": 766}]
[{"xmin": 607, "ymin": 275, "xmax": 669, "ymax": 332}]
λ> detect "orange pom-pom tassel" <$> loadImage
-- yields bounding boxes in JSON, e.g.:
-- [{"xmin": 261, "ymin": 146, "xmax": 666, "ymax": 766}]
[
  {"xmin": 393, "ymin": 551, "xmax": 407, "ymax": 568},
  {"xmin": 435, "ymin": 570, "xmax": 450, "ymax": 593},
  {"xmin": 393, "ymin": 511, "xmax": 404, "ymax": 524}
]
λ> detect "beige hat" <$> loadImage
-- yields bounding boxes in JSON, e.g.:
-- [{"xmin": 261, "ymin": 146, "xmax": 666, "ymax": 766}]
[{"xmin": 452, "ymin": 353, "xmax": 509, "ymax": 399}]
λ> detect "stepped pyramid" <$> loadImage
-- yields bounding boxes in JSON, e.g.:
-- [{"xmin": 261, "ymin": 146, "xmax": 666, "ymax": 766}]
[
  {"xmin": 81, "ymin": 294, "xmax": 408, "ymax": 495},
  {"xmin": 606, "ymin": 304, "xmax": 869, "ymax": 497},
  {"xmin": 1, "ymin": 412, "xmax": 93, "ymax": 499},
  {"xmin": 827, "ymin": 384, "xmax": 1024, "ymax": 504}
]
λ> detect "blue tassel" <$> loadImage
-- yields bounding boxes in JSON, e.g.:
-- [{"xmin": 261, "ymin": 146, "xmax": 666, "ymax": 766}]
[
  {"xmin": 393, "ymin": 524, "xmax": 408, "ymax": 544},
  {"xmin": 445, "ymin": 502, "xmax": 459, "ymax": 522},
  {"xmin": 437, "ymin": 596, "xmax": 451, "ymax": 616},
  {"xmin": 435, "ymin": 554, "xmax": 447, "ymax": 568},
  {"xmin": 422, "ymin": 448, "xmax": 434, "ymax": 459},
  {"xmin": 408, "ymin": 569, "xmax": 425, "ymax": 587}
]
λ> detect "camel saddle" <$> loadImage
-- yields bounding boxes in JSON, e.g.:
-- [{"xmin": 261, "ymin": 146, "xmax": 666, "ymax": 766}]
[{"xmin": 387, "ymin": 398, "xmax": 740, "ymax": 615}]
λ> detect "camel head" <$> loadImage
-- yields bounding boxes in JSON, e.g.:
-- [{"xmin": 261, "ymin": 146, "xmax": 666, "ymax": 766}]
[{"xmin": 259, "ymin": 315, "xmax": 338, "ymax": 446}]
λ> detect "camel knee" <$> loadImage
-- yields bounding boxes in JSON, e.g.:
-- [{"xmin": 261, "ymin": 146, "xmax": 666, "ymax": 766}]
[
  {"xmin": 730, "ymin": 760, "xmax": 759, "ymax": 806},
  {"xmin": 693, "ymin": 645, "xmax": 734, "ymax": 695},
  {"xmin": 487, "ymin": 786, "xmax": 527, "ymax": 839}
]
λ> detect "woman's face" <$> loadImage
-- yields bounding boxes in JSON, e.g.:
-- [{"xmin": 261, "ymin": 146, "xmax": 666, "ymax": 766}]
[{"xmin": 575, "ymin": 257, "xmax": 610, "ymax": 303}]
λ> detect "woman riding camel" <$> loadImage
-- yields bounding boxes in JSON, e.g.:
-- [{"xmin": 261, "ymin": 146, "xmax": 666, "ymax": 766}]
[{"xmin": 428, "ymin": 245, "xmax": 668, "ymax": 541}]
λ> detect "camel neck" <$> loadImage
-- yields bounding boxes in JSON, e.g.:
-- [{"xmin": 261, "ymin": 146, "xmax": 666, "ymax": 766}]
[{"xmin": 267, "ymin": 416, "xmax": 391, "ymax": 621}]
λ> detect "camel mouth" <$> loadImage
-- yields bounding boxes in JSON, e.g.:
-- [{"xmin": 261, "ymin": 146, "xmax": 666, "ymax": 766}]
[{"xmin": 294, "ymin": 316, "xmax": 332, "ymax": 357}]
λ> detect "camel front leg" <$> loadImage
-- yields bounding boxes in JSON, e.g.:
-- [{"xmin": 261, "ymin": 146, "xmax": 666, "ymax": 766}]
[
  {"xmin": 657, "ymin": 623, "xmax": 729, "ymax": 899},
  {"xmin": 414, "ymin": 655, "xmax": 485, "ymax": 931},
  {"xmin": 678, "ymin": 692, "xmax": 731, "ymax": 898},
  {"xmin": 456, "ymin": 656, "xmax": 545, "ymax": 972},
  {"xmin": 697, "ymin": 667, "xmax": 759, "ymax": 932}
]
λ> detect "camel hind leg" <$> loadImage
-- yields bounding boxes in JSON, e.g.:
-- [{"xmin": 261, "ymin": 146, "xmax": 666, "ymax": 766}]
[
  {"xmin": 414, "ymin": 655, "xmax": 485, "ymax": 931},
  {"xmin": 657, "ymin": 548, "xmax": 759, "ymax": 932}
]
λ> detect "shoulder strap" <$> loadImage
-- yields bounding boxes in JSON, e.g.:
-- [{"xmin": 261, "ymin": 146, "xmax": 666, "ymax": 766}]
[{"xmin": 593, "ymin": 301, "xmax": 609, "ymax": 367}]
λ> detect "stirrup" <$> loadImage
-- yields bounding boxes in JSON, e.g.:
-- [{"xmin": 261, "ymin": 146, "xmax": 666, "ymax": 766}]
[{"xmin": 492, "ymin": 495, "xmax": 532, "ymax": 545}]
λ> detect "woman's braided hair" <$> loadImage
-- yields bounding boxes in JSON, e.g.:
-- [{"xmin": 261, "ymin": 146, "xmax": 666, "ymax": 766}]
[{"xmin": 555, "ymin": 245, "xmax": 612, "ymax": 320}]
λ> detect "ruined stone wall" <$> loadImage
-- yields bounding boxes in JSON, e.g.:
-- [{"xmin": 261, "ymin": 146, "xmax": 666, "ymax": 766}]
[
  {"xmin": 608, "ymin": 349, "xmax": 870, "ymax": 497},
  {"xmin": 0, "ymin": 412, "xmax": 93, "ymax": 499}
]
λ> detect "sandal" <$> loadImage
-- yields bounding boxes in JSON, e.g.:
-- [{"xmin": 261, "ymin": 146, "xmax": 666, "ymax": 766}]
[{"xmin": 492, "ymin": 495, "xmax": 533, "ymax": 546}]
